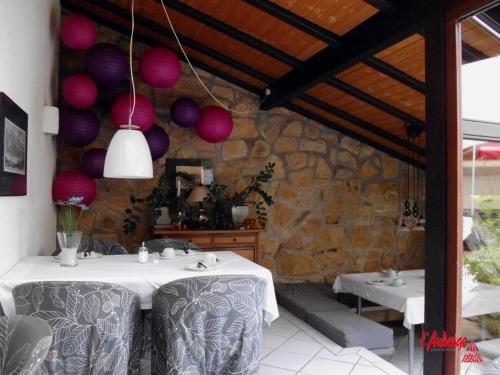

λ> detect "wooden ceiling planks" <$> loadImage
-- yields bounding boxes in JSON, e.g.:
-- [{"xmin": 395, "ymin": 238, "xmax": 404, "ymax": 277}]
[
  {"xmin": 272, "ymin": 0, "xmax": 379, "ymax": 36},
  {"xmin": 462, "ymin": 19, "xmax": 500, "ymax": 57},
  {"xmin": 375, "ymin": 34, "xmax": 426, "ymax": 82},
  {"xmin": 335, "ymin": 63, "xmax": 426, "ymax": 121}
]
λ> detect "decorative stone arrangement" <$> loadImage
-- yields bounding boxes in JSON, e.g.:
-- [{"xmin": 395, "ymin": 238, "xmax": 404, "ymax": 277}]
[{"xmin": 58, "ymin": 22, "xmax": 425, "ymax": 284}]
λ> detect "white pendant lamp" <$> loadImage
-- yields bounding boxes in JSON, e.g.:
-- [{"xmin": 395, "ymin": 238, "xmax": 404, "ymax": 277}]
[{"xmin": 103, "ymin": 0, "xmax": 153, "ymax": 179}]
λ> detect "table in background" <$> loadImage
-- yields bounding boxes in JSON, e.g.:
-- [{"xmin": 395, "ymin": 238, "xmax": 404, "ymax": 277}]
[{"xmin": 0, "ymin": 251, "xmax": 278, "ymax": 324}]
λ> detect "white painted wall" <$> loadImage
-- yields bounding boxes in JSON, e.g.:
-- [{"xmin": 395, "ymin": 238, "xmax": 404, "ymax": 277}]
[{"xmin": 0, "ymin": 0, "xmax": 60, "ymax": 275}]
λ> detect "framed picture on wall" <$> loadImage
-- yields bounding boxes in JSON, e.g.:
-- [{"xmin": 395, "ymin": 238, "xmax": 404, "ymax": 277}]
[{"xmin": 0, "ymin": 92, "xmax": 28, "ymax": 196}]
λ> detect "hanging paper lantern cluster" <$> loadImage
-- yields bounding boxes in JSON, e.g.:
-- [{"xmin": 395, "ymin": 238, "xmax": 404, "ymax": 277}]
[
  {"xmin": 62, "ymin": 74, "xmax": 98, "ymax": 109},
  {"xmin": 170, "ymin": 97, "xmax": 200, "ymax": 128},
  {"xmin": 52, "ymin": 171, "xmax": 97, "ymax": 205},
  {"xmin": 81, "ymin": 148, "xmax": 107, "ymax": 178},
  {"xmin": 59, "ymin": 110, "xmax": 100, "ymax": 147},
  {"xmin": 195, "ymin": 106, "xmax": 233, "ymax": 143},
  {"xmin": 111, "ymin": 93, "xmax": 155, "ymax": 132},
  {"xmin": 85, "ymin": 43, "xmax": 128, "ymax": 86},
  {"xmin": 60, "ymin": 15, "xmax": 96, "ymax": 50},
  {"xmin": 144, "ymin": 125, "xmax": 169, "ymax": 160},
  {"xmin": 139, "ymin": 47, "xmax": 181, "ymax": 88},
  {"xmin": 98, "ymin": 79, "xmax": 130, "ymax": 108}
]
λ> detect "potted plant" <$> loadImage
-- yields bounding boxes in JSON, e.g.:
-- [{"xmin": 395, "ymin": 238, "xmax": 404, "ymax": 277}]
[
  {"xmin": 55, "ymin": 196, "xmax": 87, "ymax": 267},
  {"xmin": 231, "ymin": 162, "xmax": 275, "ymax": 227},
  {"xmin": 201, "ymin": 183, "xmax": 232, "ymax": 229}
]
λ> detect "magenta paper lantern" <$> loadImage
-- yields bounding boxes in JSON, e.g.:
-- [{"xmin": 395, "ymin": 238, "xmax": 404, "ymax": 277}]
[
  {"xmin": 85, "ymin": 43, "xmax": 128, "ymax": 85},
  {"xmin": 52, "ymin": 171, "xmax": 97, "ymax": 205},
  {"xmin": 81, "ymin": 148, "xmax": 107, "ymax": 178},
  {"xmin": 59, "ymin": 110, "xmax": 100, "ymax": 147},
  {"xmin": 60, "ymin": 14, "xmax": 96, "ymax": 50},
  {"xmin": 139, "ymin": 47, "xmax": 181, "ymax": 88},
  {"xmin": 170, "ymin": 97, "xmax": 200, "ymax": 128},
  {"xmin": 111, "ymin": 93, "xmax": 155, "ymax": 132},
  {"xmin": 195, "ymin": 106, "xmax": 233, "ymax": 143},
  {"xmin": 98, "ymin": 79, "xmax": 130, "ymax": 108},
  {"xmin": 62, "ymin": 74, "xmax": 98, "ymax": 109},
  {"xmin": 144, "ymin": 125, "xmax": 169, "ymax": 160}
]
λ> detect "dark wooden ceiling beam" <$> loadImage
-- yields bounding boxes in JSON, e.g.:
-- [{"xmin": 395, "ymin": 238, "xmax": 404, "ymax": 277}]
[
  {"xmin": 86, "ymin": 0, "xmax": 275, "ymax": 85},
  {"xmin": 287, "ymin": 102, "xmax": 425, "ymax": 169},
  {"xmin": 364, "ymin": 57, "xmax": 426, "ymax": 94},
  {"xmin": 261, "ymin": 2, "xmax": 431, "ymax": 110},
  {"xmin": 61, "ymin": 0, "xmax": 262, "ymax": 95},
  {"xmin": 462, "ymin": 41, "xmax": 488, "ymax": 62},
  {"xmin": 158, "ymin": 0, "xmax": 304, "ymax": 69},
  {"xmin": 242, "ymin": 0, "xmax": 342, "ymax": 45},
  {"xmin": 327, "ymin": 77, "xmax": 426, "ymax": 129},
  {"xmin": 297, "ymin": 93, "xmax": 425, "ymax": 155},
  {"xmin": 363, "ymin": 0, "xmax": 401, "ymax": 13}
]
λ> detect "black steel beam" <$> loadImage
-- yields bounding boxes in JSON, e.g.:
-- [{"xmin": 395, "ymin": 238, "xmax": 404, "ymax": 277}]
[
  {"xmin": 327, "ymin": 77, "xmax": 426, "ymax": 129},
  {"xmin": 287, "ymin": 102, "xmax": 425, "ymax": 170},
  {"xmin": 298, "ymin": 93, "xmax": 424, "ymax": 155},
  {"xmin": 363, "ymin": 0, "xmax": 400, "ymax": 13},
  {"xmin": 364, "ymin": 57, "xmax": 426, "ymax": 94},
  {"xmin": 462, "ymin": 41, "xmax": 488, "ymax": 62},
  {"xmin": 61, "ymin": 0, "xmax": 262, "ymax": 96},
  {"xmin": 242, "ymin": 0, "xmax": 342, "ymax": 45},
  {"xmin": 158, "ymin": 0, "xmax": 304, "ymax": 69},
  {"xmin": 86, "ymin": 0, "xmax": 275, "ymax": 85},
  {"xmin": 261, "ymin": 2, "xmax": 430, "ymax": 110}
]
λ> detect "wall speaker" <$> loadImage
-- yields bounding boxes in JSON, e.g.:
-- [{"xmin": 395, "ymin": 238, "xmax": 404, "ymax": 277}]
[{"xmin": 42, "ymin": 105, "xmax": 59, "ymax": 134}]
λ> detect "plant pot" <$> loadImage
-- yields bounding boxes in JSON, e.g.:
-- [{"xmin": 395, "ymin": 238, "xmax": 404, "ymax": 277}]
[
  {"xmin": 156, "ymin": 207, "xmax": 171, "ymax": 225},
  {"xmin": 57, "ymin": 231, "xmax": 82, "ymax": 267},
  {"xmin": 231, "ymin": 206, "xmax": 249, "ymax": 225}
]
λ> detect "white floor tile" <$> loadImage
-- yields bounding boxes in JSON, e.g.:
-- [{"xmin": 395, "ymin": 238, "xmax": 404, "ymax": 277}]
[
  {"xmin": 358, "ymin": 347, "xmax": 385, "ymax": 363},
  {"xmin": 315, "ymin": 348, "xmax": 339, "ymax": 361},
  {"xmin": 300, "ymin": 357, "xmax": 355, "ymax": 375},
  {"xmin": 278, "ymin": 338, "xmax": 323, "ymax": 356},
  {"xmin": 262, "ymin": 333, "xmax": 288, "ymax": 349},
  {"xmin": 259, "ymin": 365, "xmax": 296, "ymax": 375},
  {"xmin": 260, "ymin": 346, "xmax": 274, "ymax": 359},
  {"xmin": 292, "ymin": 330, "xmax": 317, "ymax": 342},
  {"xmin": 263, "ymin": 322, "xmax": 300, "ymax": 338},
  {"xmin": 374, "ymin": 360, "xmax": 409, "ymax": 375},
  {"xmin": 350, "ymin": 364, "xmax": 388, "ymax": 375},
  {"xmin": 260, "ymin": 348, "xmax": 314, "ymax": 371}
]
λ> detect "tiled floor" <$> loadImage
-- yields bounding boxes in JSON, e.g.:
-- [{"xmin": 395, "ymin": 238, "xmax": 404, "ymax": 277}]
[{"xmin": 141, "ymin": 306, "xmax": 407, "ymax": 375}]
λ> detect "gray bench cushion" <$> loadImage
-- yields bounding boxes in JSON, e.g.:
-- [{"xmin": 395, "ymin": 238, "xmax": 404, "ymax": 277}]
[
  {"xmin": 279, "ymin": 293, "xmax": 350, "ymax": 321},
  {"xmin": 308, "ymin": 310, "xmax": 394, "ymax": 350}
]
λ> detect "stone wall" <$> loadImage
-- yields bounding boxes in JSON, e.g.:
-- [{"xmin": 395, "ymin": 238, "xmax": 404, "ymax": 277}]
[{"xmin": 58, "ymin": 23, "xmax": 425, "ymax": 284}]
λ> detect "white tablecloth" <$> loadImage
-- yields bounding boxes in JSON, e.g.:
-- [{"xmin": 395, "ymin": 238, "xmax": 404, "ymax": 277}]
[
  {"xmin": 333, "ymin": 269, "xmax": 500, "ymax": 329},
  {"xmin": 0, "ymin": 252, "xmax": 279, "ymax": 324}
]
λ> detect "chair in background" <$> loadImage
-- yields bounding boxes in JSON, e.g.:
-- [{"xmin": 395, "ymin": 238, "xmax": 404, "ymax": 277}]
[
  {"xmin": 13, "ymin": 281, "xmax": 142, "ymax": 375},
  {"xmin": 151, "ymin": 275, "xmax": 266, "ymax": 375},
  {"xmin": 0, "ymin": 315, "xmax": 52, "ymax": 374},
  {"xmin": 53, "ymin": 239, "xmax": 128, "ymax": 256}
]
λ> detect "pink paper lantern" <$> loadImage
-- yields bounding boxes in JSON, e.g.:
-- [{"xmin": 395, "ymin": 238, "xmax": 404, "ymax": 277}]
[
  {"xmin": 139, "ymin": 47, "xmax": 181, "ymax": 88},
  {"xmin": 195, "ymin": 106, "xmax": 233, "ymax": 143},
  {"xmin": 60, "ymin": 14, "xmax": 96, "ymax": 50},
  {"xmin": 52, "ymin": 171, "xmax": 96, "ymax": 206},
  {"xmin": 111, "ymin": 93, "xmax": 156, "ymax": 132},
  {"xmin": 62, "ymin": 74, "xmax": 98, "ymax": 109}
]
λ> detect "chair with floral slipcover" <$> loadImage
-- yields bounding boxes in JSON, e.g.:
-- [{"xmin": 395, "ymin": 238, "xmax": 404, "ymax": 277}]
[
  {"xmin": 151, "ymin": 275, "xmax": 266, "ymax": 375},
  {"xmin": 13, "ymin": 281, "xmax": 142, "ymax": 375}
]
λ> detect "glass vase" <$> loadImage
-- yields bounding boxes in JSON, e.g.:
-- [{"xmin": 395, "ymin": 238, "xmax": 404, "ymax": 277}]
[{"xmin": 57, "ymin": 231, "xmax": 82, "ymax": 267}]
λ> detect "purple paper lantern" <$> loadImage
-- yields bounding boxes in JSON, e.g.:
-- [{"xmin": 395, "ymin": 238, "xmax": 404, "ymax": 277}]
[
  {"xmin": 144, "ymin": 125, "xmax": 169, "ymax": 160},
  {"xmin": 85, "ymin": 43, "xmax": 128, "ymax": 85},
  {"xmin": 60, "ymin": 14, "xmax": 96, "ymax": 50},
  {"xmin": 59, "ymin": 110, "xmax": 100, "ymax": 147},
  {"xmin": 111, "ymin": 93, "xmax": 155, "ymax": 132},
  {"xmin": 170, "ymin": 97, "xmax": 200, "ymax": 128},
  {"xmin": 52, "ymin": 171, "xmax": 96, "ymax": 205},
  {"xmin": 139, "ymin": 47, "xmax": 181, "ymax": 88},
  {"xmin": 195, "ymin": 106, "xmax": 233, "ymax": 143},
  {"xmin": 62, "ymin": 73, "xmax": 98, "ymax": 109},
  {"xmin": 98, "ymin": 79, "xmax": 130, "ymax": 108},
  {"xmin": 81, "ymin": 148, "xmax": 107, "ymax": 178}
]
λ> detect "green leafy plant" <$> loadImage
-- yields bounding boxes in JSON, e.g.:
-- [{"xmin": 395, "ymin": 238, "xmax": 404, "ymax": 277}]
[
  {"xmin": 56, "ymin": 196, "xmax": 87, "ymax": 234},
  {"xmin": 231, "ymin": 162, "xmax": 275, "ymax": 227},
  {"xmin": 201, "ymin": 183, "xmax": 232, "ymax": 229}
]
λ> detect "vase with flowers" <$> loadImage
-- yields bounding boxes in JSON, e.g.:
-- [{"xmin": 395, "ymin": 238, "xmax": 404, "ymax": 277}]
[{"xmin": 56, "ymin": 196, "xmax": 87, "ymax": 267}]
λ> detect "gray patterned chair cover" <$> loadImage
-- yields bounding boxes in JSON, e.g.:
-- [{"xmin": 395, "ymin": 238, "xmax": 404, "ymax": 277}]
[
  {"xmin": 53, "ymin": 240, "xmax": 128, "ymax": 257},
  {"xmin": 151, "ymin": 275, "xmax": 266, "ymax": 375},
  {"xmin": 13, "ymin": 281, "xmax": 143, "ymax": 375},
  {"xmin": 135, "ymin": 238, "xmax": 201, "ymax": 254},
  {"xmin": 0, "ymin": 315, "xmax": 52, "ymax": 375}
]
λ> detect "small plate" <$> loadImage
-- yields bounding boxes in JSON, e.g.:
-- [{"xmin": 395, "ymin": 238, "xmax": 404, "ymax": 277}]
[
  {"xmin": 367, "ymin": 279, "xmax": 387, "ymax": 286},
  {"xmin": 186, "ymin": 260, "xmax": 222, "ymax": 272},
  {"xmin": 159, "ymin": 254, "xmax": 177, "ymax": 260},
  {"xmin": 78, "ymin": 252, "xmax": 103, "ymax": 260},
  {"xmin": 175, "ymin": 249, "xmax": 200, "ymax": 257},
  {"xmin": 388, "ymin": 281, "xmax": 406, "ymax": 287}
]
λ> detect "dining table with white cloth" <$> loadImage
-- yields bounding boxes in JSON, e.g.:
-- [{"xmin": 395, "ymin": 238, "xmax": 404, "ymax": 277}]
[
  {"xmin": 333, "ymin": 269, "xmax": 500, "ymax": 375},
  {"xmin": 0, "ymin": 251, "xmax": 279, "ymax": 325}
]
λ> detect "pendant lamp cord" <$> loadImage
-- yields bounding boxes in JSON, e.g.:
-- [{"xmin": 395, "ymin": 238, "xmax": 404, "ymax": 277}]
[
  {"xmin": 158, "ymin": 0, "xmax": 268, "ymax": 114},
  {"xmin": 128, "ymin": 0, "xmax": 137, "ymax": 126}
]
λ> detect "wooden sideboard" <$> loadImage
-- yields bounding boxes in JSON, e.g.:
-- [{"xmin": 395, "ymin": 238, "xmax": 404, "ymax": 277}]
[{"xmin": 151, "ymin": 229, "xmax": 262, "ymax": 263}]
